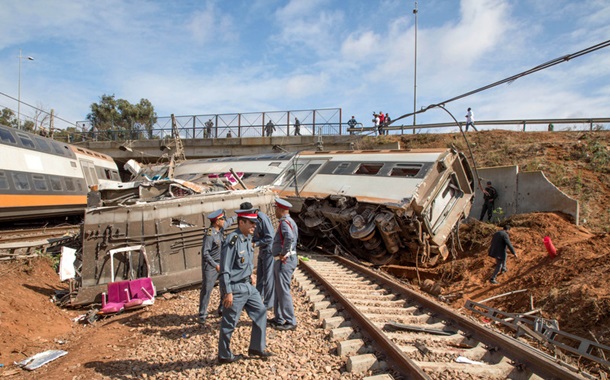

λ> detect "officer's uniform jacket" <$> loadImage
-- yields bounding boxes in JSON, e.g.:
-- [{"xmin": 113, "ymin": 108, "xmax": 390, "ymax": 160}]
[
  {"xmin": 219, "ymin": 229, "xmax": 254, "ymax": 295},
  {"xmin": 201, "ymin": 216, "xmax": 235, "ymax": 268}
]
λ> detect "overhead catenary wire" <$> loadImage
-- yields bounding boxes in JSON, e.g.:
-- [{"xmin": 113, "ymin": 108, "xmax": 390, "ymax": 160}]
[
  {"xmin": 392, "ymin": 38, "xmax": 610, "ymax": 124},
  {"xmin": 0, "ymin": 90, "xmax": 77, "ymax": 127}
]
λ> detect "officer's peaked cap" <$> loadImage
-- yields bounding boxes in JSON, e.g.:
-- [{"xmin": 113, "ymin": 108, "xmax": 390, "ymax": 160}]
[
  {"xmin": 275, "ymin": 198, "xmax": 292, "ymax": 210},
  {"xmin": 207, "ymin": 209, "xmax": 225, "ymax": 221},
  {"xmin": 236, "ymin": 208, "xmax": 258, "ymax": 221}
]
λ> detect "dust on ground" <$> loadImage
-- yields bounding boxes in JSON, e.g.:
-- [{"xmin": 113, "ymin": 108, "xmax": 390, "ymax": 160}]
[{"xmin": 0, "ymin": 130, "xmax": 609, "ymax": 378}]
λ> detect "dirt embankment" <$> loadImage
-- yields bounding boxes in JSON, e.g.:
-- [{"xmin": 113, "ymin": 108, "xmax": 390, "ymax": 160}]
[{"xmin": 0, "ymin": 130, "xmax": 608, "ymax": 378}]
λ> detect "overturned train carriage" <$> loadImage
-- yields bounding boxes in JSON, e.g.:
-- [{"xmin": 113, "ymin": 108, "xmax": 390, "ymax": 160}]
[
  {"xmin": 75, "ymin": 149, "xmax": 473, "ymax": 304},
  {"xmin": 75, "ymin": 153, "xmax": 297, "ymax": 305},
  {"xmin": 272, "ymin": 148, "xmax": 475, "ymax": 266}
]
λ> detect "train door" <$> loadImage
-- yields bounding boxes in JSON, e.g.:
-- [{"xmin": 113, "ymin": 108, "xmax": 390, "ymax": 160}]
[{"xmin": 80, "ymin": 160, "xmax": 99, "ymax": 187}]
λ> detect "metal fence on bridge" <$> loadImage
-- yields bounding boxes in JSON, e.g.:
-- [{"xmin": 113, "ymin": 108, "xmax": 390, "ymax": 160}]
[{"xmin": 70, "ymin": 114, "xmax": 609, "ymax": 143}]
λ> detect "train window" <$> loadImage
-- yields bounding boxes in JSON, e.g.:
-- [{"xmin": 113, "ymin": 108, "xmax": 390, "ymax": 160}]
[
  {"xmin": 50, "ymin": 177, "xmax": 63, "ymax": 191},
  {"xmin": 64, "ymin": 178, "xmax": 76, "ymax": 192},
  {"xmin": 52, "ymin": 142, "xmax": 66, "ymax": 156},
  {"xmin": 295, "ymin": 163, "xmax": 322, "ymax": 187},
  {"xmin": 355, "ymin": 163, "xmax": 383, "ymax": 175},
  {"xmin": 32, "ymin": 175, "xmax": 48, "ymax": 191},
  {"xmin": 332, "ymin": 162, "xmax": 351, "ymax": 174},
  {"xmin": 0, "ymin": 129, "xmax": 16, "ymax": 144},
  {"xmin": 0, "ymin": 172, "xmax": 8, "ymax": 190},
  {"xmin": 12, "ymin": 173, "xmax": 30, "ymax": 190},
  {"xmin": 76, "ymin": 180, "xmax": 84, "ymax": 192},
  {"xmin": 390, "ymin": 164, "xmax": 422, "ymax": 177},
  {"xmin": 16, "ymin": 133, "xmax": 36, "ymax": 149},
  {"xmin": 34, "ymin": 137, "xmax": 52, "ymax": 153},
  {"xmin": 268, "ymin": 162, "xmax": 281, "ymax": 167}
]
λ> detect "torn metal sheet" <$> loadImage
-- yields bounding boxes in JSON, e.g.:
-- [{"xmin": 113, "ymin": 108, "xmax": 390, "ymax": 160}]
[{"xmin": 16, "ymin": 350, "xmax": 67, "ymax": 370}]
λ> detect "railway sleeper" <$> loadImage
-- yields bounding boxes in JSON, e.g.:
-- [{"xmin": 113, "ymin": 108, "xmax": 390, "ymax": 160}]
[{"xmin": 416, "ymin": 359, "xmax": 543, "ymax": 380}]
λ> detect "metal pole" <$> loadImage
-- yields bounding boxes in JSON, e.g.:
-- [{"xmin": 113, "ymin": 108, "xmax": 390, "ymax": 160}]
[
  {"xmin": 17, "ymin": 49, "xmax": 34, "ymax": 130},
  {"xmin": 18, "ymin": 49, "xmax": 22, "ymax": 129},
  {"xmin": 412, "ymin": 2, "xmax": 418, "ymax": 134}
]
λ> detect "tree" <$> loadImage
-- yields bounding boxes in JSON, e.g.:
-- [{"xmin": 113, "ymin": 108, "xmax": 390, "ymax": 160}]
[
  {"xmin": 86, "ymin": 94, "xmax": 157, "ymax": 140},
  {"xmin": 0, "ymin": 108, "xmax": 18, "ymax": 128}
]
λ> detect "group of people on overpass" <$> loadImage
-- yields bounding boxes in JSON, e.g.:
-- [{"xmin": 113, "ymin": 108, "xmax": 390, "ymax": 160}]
[{"xmin": 198, "ymin": 198, "xmax": 299, "ymax": 364}]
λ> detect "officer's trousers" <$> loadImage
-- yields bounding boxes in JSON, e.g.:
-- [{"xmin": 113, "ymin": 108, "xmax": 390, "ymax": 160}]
[
  {"xmin": 198, "ymin": 262, "xmax": 223, "ymax": 322},
  {"xmin": 273, "ymin": 254, "xmax": 297, "ymax": 326},
  {"xmin": 256, "ymin": 247, "xmax": 275, "ymax": 309},
  {"xmin": 218, "ymin": 282, "xmax": 267, "ymax": 360}
]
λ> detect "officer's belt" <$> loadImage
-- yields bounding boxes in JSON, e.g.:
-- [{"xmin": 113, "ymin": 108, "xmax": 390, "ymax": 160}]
[
  {"xmin": 230, "ymin": 277, "xmax": 251, "ymax": 285},
  {"xmin": 274, "ymin": 250, "xmax": 297, "ymax": 261}
]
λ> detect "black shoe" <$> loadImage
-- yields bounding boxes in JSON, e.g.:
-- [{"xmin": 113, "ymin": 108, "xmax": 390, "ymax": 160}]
[
  {"xmin": 274, "ymin": 323, "xmax": 296, "ymax": 331},
  {"xmin": 499, "ymin": 269, "xmax": 507, "ymax": 275},
  {"xmin": 196, "ymin": 318, "xmax": 206, "ymax": 325},
  {"xmin": 248, "ymin": 349, "xmax": 274, "ymax": 359},
  {"xmin": 218, "ymin": 354, "xmax": 244, "ymax": 364},
  {"xmin": 267, "ymin": 318, "xmax": 282, "ymax": 326},
  {"xmin": 490, "ymin": 279, "xmax": 498, "ymax": 284}
]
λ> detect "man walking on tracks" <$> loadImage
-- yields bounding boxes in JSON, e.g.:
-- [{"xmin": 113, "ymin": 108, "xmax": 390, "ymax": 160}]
[
  {"xmin": 239, "ymin": 202, "xmax": 275, "ymax": 310},
  {"xmin": 198, "ymin": 209, "xmax": 235, "ymax": 325},
  {"xmin": 270, "ymin": 198, "xmax": 299, "ymax": 331},
  {"xmin": 218, "ymin": 207, "xmax": 272, "ymax": 363},
  {"xmin": 480, "ymin": 181, "xmax": 498, "ymax": 222},
  {"xmin": 488, "ymin": 224, "xmax": 518, "ymax": 284}
]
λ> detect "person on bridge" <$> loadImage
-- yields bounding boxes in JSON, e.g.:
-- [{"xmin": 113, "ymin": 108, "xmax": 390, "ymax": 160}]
[
  {"xmin": 265, "ymin": 120, "xmax": 276, "ymax": 137},
  {"xmin": 294, "ymin": 118, "xmax": 301, "ymax": 136},
  {"xmin": 465, "ymin": 107, "xmax": 478, "ymax": 132},
  {"xmin": 488, "ymin": 224, "xmax": 518, "ymax": 284},
  {"xmin": 198, "ymin": 209, "xmax": 235, "ymax": 325},
  {"xmin": 480, "ymin": 181, "xmax": 498, "ymax": 222},
  {"xmin": 270, "ymin": 198, "xmax": 299, "ymax": 331},
  {"xmin": 347, "ymin": 116, "xmax": 358, "ymax": 134},
  {"xmin": 205, "ymin": 119, "xmax": 214, "ymax": 138},
  {"xmin": 218, "ymin": 207, "xmax": 272, "ymax": 363}
]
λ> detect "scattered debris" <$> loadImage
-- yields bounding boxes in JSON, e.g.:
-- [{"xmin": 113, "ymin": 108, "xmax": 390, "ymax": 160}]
[
  {"xmin": 384, "ymin": 321, "xmax": 455, "ymax": 336},
  {"xmin": 455, "ymin": 356, "xmax": 484, "ymax": 365},
  {"xmin": 15, "ymin": 350, "xmax": 67, "ymax": 370}
]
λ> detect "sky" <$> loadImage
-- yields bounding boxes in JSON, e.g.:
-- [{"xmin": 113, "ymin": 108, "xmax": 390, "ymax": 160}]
[{"xmin": 1, "ymin": 0, "xmax": 610, "ymax": 132}]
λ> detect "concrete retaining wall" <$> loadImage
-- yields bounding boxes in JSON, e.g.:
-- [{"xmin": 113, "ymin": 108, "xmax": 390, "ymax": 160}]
[{"xmin": 468, "ymin": 166, "xmax": 579, "ymax": 225}]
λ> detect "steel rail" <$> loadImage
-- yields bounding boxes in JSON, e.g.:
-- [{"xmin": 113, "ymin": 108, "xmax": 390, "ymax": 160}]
[
  {"xmin": 299, "ymin": 257, "xmax": 431, "ymax": 379},
  {"xmin": 301, "ymin": 254, "xmax": 587, "ymax": 379}
]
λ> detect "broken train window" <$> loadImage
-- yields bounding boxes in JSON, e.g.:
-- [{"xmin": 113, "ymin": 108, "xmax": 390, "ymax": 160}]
[
  {"xmin": 390, "ymin": 163, "xmax": 422, "ymax": 177},
  {"xmin": 355, "ymin": 163, "xmax": 383, "ymax": 175}
]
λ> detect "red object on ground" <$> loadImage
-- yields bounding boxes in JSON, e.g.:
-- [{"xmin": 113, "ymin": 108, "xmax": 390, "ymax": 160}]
[{"xmin": 544, "ymin": 236, "xmax": 557, "ymax": 258}]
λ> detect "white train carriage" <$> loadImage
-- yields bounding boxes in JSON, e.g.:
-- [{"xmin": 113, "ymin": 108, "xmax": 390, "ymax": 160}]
[
  {"xmin": 272, "ymin": 149, "xmax": 475, "ymax": 265},
  {"xmin": 0, "ymin": 124, "xmax": 121, "ymax": 221}
]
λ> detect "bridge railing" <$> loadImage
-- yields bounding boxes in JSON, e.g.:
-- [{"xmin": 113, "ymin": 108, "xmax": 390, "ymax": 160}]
[{"xmin": 65, "ymin": 116, "xmax": 609, "ymax": 143}]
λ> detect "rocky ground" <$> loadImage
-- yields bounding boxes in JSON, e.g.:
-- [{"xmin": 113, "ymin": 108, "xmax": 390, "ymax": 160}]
[{"xmin": 0, "ymin": 130, "xmax": 609, "ymax": 378}]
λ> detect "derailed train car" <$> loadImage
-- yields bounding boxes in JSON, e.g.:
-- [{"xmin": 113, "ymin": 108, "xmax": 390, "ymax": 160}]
[
  {"xmin": 75, "ymin": 154, "xmax": 296, "ymax": 305},
  {"xmin": 75, "ymin": 149, "xmax": 474, "ymax": 304},
  {"xmin": 272, "ymin": 148, "xmax": 475, "ymax": 266}
]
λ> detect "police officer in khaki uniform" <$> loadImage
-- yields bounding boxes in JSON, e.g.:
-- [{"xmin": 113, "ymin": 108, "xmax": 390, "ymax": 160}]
[
  {"xmin": 218, "ymin": 208, "xmax": 272, "ymax": 364},
  {"xmin": 198, "ymin": 209, "xmax": 235, "ymax": 324}
]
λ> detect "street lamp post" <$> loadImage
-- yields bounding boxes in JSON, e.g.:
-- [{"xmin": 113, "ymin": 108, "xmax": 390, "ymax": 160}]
[
  {"xmin": 413, "ymin": 1, "xmax": 418, "ymax": 133},
  {"xmin": 18, "ymin": 49, "xmax": 34, "ymax": 129}
]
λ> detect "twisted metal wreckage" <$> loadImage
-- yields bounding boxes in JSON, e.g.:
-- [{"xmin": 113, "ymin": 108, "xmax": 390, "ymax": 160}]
[{"xmin": 73, "ymin": 147, "xmax": 475, "ymax": 305}]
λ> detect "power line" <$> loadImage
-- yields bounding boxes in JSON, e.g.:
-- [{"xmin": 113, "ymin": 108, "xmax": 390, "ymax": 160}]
[
  {"xmin": 0, "ymin": 90, "xmax": 78, "ymax": 127},
  {"xmin": 393, "ymin": 38, "xmax": 610, "ymax": 124}
]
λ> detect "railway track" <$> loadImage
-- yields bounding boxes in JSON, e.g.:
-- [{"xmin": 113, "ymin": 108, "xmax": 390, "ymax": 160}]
[
  {"xmin": 296, "ymin": 253, "xmax": 590, "ymax": 380},
  {"xmin": 0, "ymin": 225, "xmax": 81, "ymax": 257}
]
